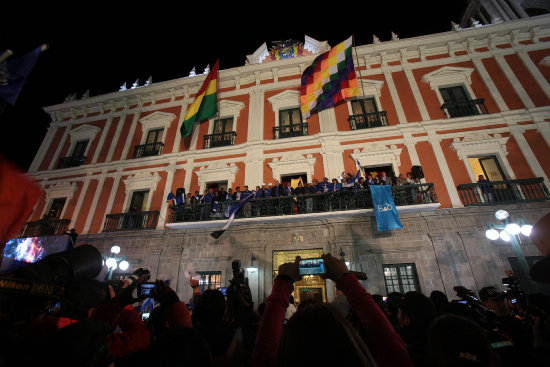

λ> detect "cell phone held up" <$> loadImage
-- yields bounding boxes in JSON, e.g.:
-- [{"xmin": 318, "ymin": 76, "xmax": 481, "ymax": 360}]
[
  {"xmin": 138, "ymin": 282, "xmax": 156, "ymax": 298},
  {"xmin": 299, "ymin": 258, "xmax": 326, "ymax": 276}
]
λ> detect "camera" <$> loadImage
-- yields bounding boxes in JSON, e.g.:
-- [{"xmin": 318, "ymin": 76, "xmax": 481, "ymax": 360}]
[
  {"xmin": 138, "ymin": 282, "xmax": 156, "ymax": 298},
  {"xmin": 299, "ymin": 257, "xmax": 326, "ymax": 276}
]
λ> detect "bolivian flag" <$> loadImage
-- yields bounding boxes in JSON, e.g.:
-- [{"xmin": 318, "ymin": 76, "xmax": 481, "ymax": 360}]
[{"xmin": 180, "ymin": 60, "xmax": 219, "ymax": 138}]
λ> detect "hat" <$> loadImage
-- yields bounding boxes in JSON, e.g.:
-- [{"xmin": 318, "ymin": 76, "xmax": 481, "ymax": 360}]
[
  {"xmin": 478, "ymin": 286, "xmax": 506, "ymax": 302},
  {"xmin": 268, "ymin": 183, "xmax": 273, "ymax": 186},
  {"xmin": 262, "ymin": 182, "xmax": 266, "ymax": 186}
]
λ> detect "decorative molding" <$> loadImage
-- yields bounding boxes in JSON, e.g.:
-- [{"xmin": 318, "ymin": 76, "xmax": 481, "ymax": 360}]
[
  {"xmin": 421, "ymin": 66, "xmax": 475, "ymax": 91},
  {"xmin": 540, "ymin": 55, "xmax": 550, "ymax": 67},
  {"xmin": 268, "ymin": 152, "xmax": 316, "ymax": 182},
  {"xmin": 44, "ymin": 181, "xmax": 79, "ymax": 202},
  {"xmin": 195, "ymin": 162, "xmax": 239, "ymax": 192},
  {"xmin": 267, "ymin": 89, "xmax": 301, "ymax": 126},
  {"xmin": 351, "ymin": 144, "xmax": 402, "ymax": 175},
  {"xmin": 357, "ymin": 79, "xmax": 385, "ymax": 97},
  {"xmin": 123, "ymin": 171, "xmax": 162, "ymax": 194},
  {"xmin": 138, "ymin": 111, "xmax": 176, "ymax": 130},
  {"xmin": 68, "ymin": 124, "xmax": 101, "ymax": 143}
]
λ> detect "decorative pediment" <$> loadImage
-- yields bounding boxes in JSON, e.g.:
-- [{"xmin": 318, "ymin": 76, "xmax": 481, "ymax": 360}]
[
  {"xmin": 357, "ymin": 79, "xmax": 385, "ymax": 97},
  {"xmin": 68, "ymin": 124, "xmax": 101, "ymax": 143},
  {"xmin": 267, "ymin": 90, "xmax": 301, "ymax": 112},
  {"xmin": 450, "ymin": 133, "xmax": 509, "ymax": 159},
  {"xmin": 44, "ymin": 181, "xmax": 78, "ymax": 201},
  {"xmin": 269, "ymin": 153, "xmax": 316, "ymax": 182},
  {"xmin": 138, "ymin": 111, "xmax": 176, "ymax": 130},
  {"xmin": 219, "ymin": 99, "xmax": 246, "ymax": 119},
  {"xmin": 540, "ymin": 56, "xmax": 550, "ymax": 67},
  {"xmin": 351, "ymin": 144, "xmax": 402, "ymax": 174},
  {"xmin": 123, "ymin": 172, "xmax": 161, "ymax": 194},
  {"xmin": 195, "ymin": 162, "xmax": 239, "ymax": 192},
  {"xmin": 421, "ymin": 66, "xmax": 475, "ymax": 90}
]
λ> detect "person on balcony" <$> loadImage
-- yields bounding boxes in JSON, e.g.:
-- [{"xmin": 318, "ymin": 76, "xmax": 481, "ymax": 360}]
[
  {"xmin": 396, "ymin": 174, "xmax": 407, "ymax": 186},
  {"xmin": 317, "ymin": 177, "xmax": 334, "ymax": 193},
  {"xmin": 477, "ymin": 175, "xmax": 493, "ymax": 203},
  {"xmin": 332, "ymin": 178, "xmax": 342, "ymax": 191},
  {"xmin": 232, "ymin": 186, "xmax": 241, "ymax": 201},
  {"xmin": 380, "ymin": 171, "xmax": 393, "ymax": 186},
  {"xmin": 366, "ymin": 174, "xmax": 375, "ymax": 185}
]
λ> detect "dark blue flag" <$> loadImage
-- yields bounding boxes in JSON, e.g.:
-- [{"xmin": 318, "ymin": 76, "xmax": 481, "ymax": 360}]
[
  {"xmin": 211, "ymin": 191, "xmax": 254, "ymax": 239},
  {"xmin": 370, "ymin": 185, "xmax": 402, "ymax": 231},
  {"xmin": 0, "ymin": 46, "xmax": 43, "ymax": 106}
]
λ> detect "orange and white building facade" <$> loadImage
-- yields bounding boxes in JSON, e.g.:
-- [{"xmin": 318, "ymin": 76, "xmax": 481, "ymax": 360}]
[{"xmin": 24, "ymin": 15, "xmax": 550, "ymax": 300}]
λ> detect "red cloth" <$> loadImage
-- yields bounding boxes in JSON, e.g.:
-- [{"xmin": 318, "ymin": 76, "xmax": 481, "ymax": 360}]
[
  {"xmin": 251, "ymin": 275, "xmax": 414, "ymax": 367},
  {"xmin": 0, "ymin": 157, "xmax": 42, "ymax": 251},
  {"xmin": 165, "ymin": 301, "xmax": 192, "ymax": 328},
  {"xmin": 108, "ymin": 305, "xmax": 151, "ymax": 359}
]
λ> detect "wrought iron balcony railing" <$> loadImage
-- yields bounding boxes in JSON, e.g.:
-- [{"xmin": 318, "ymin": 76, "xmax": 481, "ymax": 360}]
[
  {"xmin": 203, "ymin": 131, "xmax": 236, "ymax": 149},
  {"xmin": 273, "ymin": 123, "xmax": 308, "ymax": 139},
  {"xmin": 133, "ymin": 142, "xmax": 164, "ymax": 158},
  {"xmin": 441, "ymin": 98, "xmax": 488, "ymax": 118},
  {"xmin": 349, "ymin": 111, "xmax": 388, "ymax": 130},
  {"xmin": 168, "ymin": 183, "xmax": 438, "ymax": 223},
  {"xmin": 457, "ymin": 177, "xmax": 550, "ymax": 206},
  {"xmin": 19, "ymin": 218, "xmax": 71, "ymax": 237},
  {"xmin": 103, "ymin": 211, "xmax": 160, "ymax": 231},
  {"xmin": 57, "ymin": 155, "xmax": 86, "ymax": 169}
]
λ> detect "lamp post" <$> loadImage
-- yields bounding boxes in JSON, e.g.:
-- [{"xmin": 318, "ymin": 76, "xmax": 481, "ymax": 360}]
[
  {"xmin": 103, "ymin": 245, "xmax": 130, "ymax": 280},
  {"xmin": 246, "ymin": 254, "xmax": 257, "ymax": 273},
  {"xmin": 485, "ymin": 209, "xmax": 533, "ymax": 282}
]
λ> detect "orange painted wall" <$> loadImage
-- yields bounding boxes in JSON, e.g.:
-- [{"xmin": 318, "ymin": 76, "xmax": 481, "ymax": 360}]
[
  {"xmin": 96, "ymin": 116, "xmax": 120, "ymax": 163},
  {"xmin": 482, "ymin": 57, "xmax": 524, "ymax": 110},
  {"xmin": 529, "ymin": 49, "xmax": 550, "ymax": 85},
  {"xmin": 111, "ymin": 176, "xmax": 129, "ymax": 214},
  {"xmin": 195, "ymin": 118, "xmax": 210, "ymax": 150},
  {"xmin": 416, "ymin": 141, "xmax": 452, "ymax": 208},
  {"xmin": 231, "ymin": 95, "xmax": 250, "ymax": 145},
  {"xmin": 412, "ymin": 67, "xmax": 446, "ymax": 120},
  {"xmin": 334, "ymin": 102, "xmax": 351, "ymax": 131},
  {"xmin": 151, "ymin": 172, "xmax": 167, "ymax": 211},
  {"xmin": 234, "ymin": 162, "xmax": 246, "ymax": 188},
  {"xmin": 89, "ymin": 178, "xmax": 114, "ymax": 233},
  {"xmin": 30, "ymin": 192, "xmax": 47, "ymax": 221},
  {"xmin": 112, "ymin": 115, "xmax": 134, "ymax": 161},
  {"xmin": 397, "ymin": 145, "xmax": 413, "ymax": 176},
  {"xmin": 393, "ymin": 70, "xmax": 422, "ymax": 122},
  {"xmin": 505, "ymin": 134, "xmax": 535, "ymax": 178},
  {"xmin": 127, "ymin": 119, "xmax": 144, "ymax": 160},
  {"xmin": 74, "ymin": 180, "xmax": 98, "ymax": 233},
  {"xmin": 172, "ymin": 169, "xmax": 187, "ymax": 193},
  {"xmin": 441, "ymin": 138, "xmax": 471, "ymax": 185},
  {"xmin": 524, "ymin": 130, "xmax": 550, "ymax": 178},
  {"xmin": 505, "ymin": 53, "xmax": 550, "ymax": 107},
  {"xmin": 39, "ymin": 127, "xmax": 67, "ymax": 171}
]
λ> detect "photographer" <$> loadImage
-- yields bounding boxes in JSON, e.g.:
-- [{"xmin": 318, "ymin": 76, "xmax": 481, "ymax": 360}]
[{"xmin": 252, "ymin": 253, "xmax": 413, "ymax": 367}]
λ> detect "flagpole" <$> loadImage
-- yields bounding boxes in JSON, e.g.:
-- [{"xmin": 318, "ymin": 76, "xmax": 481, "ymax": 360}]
[
  {"xmin": 216, "ymin": 59, "xmax": 221, "ymax": 123},
  {"xmin": 352, "ymin": 35, "xmax": 366, "ymax": 99},
  {"xmin": 0, "ymin": 49, "xmax": 13, "ymax": 63}
]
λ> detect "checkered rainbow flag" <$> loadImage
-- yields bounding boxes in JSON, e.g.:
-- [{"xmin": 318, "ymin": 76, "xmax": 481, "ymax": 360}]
[{"xmin": 300, "ymin": 36, "xmax": 359, "ymax": 120}]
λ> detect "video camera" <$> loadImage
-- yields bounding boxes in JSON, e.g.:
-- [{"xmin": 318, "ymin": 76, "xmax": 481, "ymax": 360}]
[
  {"xmin": 453, "ymin": 286, "xmax": 500, "ymax": 330},
  {"xmin": 225, "ymin": 260, "xmax": 253, "ymax": 327}
]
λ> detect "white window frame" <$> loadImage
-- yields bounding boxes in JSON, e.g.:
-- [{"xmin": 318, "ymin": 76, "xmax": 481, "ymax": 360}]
[
  {"xmin": 122, "ymin": 171, "xmax": 162, "ymax": 212},
  {"xmin": 268, "ymin": 152, "xmax": 316, "ymax": 183},
  {"xmin": 41, "ymin": 181, "xmax": 79, "ymax": 219},
  {"xmin": 346, "ymin": 78, "xmax": 385, "ymax": 116},
  {"xmin": 267, "ymin": 90, "xmax": 301, "ymax": 127},
  {"xmin": 138, "ymin": 111, "xmax": 176, "ymax": 145},
  {"xmin": 67, "ymin": 124, "xmax": 101, "ymax": 157},
  {"xmin": 421, "ymin": 66, "xmax": 477, "ymax": 106},
  {"xmin": 207, "ymin": 99, "xmax": 244, "ymax": 134}
]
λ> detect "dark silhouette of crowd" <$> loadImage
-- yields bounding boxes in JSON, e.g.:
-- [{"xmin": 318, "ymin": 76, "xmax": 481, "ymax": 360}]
[{"xmin": 1, "ymin": 244, "xmax": 549, "ymax": 367}]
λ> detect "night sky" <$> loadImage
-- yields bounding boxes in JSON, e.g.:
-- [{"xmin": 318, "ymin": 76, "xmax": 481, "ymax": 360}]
[{"xmin": 0, "ymin": 2, "xmax": 468, "ymax": 171}]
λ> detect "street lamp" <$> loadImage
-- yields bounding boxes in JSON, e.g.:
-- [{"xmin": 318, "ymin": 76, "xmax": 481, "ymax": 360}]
[
  {"xmin": 102, "ymin": 245, "xmax": 129, "ymax": 280},
  {"xmin": 485, "ymin": 209, "xmax": 532, "ymax": 281}
]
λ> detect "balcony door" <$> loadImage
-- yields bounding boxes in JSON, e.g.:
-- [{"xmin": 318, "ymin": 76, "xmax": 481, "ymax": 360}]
[
  {"xmin": 211, "ymin": 118, "xmax": 234, "ymax": 147},
  {"xmin": 351, "ymin": 97, "xmax": 378, "ymax": 115},
  {"xmin": 47, "ymin": 198, "xmax": 66, "ymax": 218},
  {"xmin": 468, "ymin": 155, "xmax": 506, "ymax": 182},
  {"xmin": 128, "ymin": 190, "xmax": 149, "ymax": 212},
  {"xmin": 439, "ymin": 86, "xmax": 478, "ymax": 117},
  {"xmin": 72, "ymin": 140, "xmax": 88, "ymax": 158},
  {"xmin": 279, "ymin": 108, "xmax": 303, "ymax": 137}
]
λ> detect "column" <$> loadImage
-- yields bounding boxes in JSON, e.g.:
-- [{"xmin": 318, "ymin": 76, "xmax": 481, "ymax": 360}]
[
  {"xmin": 247, "ymin": 88, "xmax": 265, "ymax": 142},
  {"xmin": 244, "ymin": 148, "xmax": 263, "ymax": 187},
  {"xmin": 320, "ymin": 138, "xmax": 344, "ymax": 179},
  {"xmin": 470, "ymin": 56, "xmax": 509, "ymax": 112},
  {"xmin": 318, "ymin": 108, "xmax": 338, "ymax": 133},
  {"xmin": 157, "ymin": 164, "xmax": 176, "ymax": 229},
  {"xmin": 100, "ymin": 173, "xmax": 121, "ymax": 232},
  {"xmin": 381, "ymin": 54, "xmax": 407, "ymax": 124},
  {"xmin": 493, "ymin": 53, "xmax": 535, "ymax": 109},
  {"xmin": 29, "ymin": 125, "xmax": 57, "ymax": 172},
  {"xmin": 509, "ymin": 125, "xmax": 550, "ymax": 187},
  {"xmin": 106, "ymin": 114, "xmax": 126, "ymax": 162},
  {"xmin": 91, "ymin": 117, "xmax": 113, "ymax": 164},
  {"xmin": 120, "ymin": 113, "xmax": 141, "ymax": 160},
  {"xmin": 172, "ymin": 87, "xmax": 190, "ymax": 152},
  {"xmin": 71, "ymin": 178, "xmax": 91, "ymax": 229},
  {"xmin": 515, "ymin": 48, "xmax": 550, "ymax": 100},
  {"xmin": 402, "ymin": 64, "xmax": 431, "ymax": 121},
  {"xmin": 427, "ymin": 134, "xmax": 463, "ymax": 207},
  {"xmin": 82, "ymin": 175, "xmax": 106, "ymax": 233},
  {"xmin": 48, "ymin": 126, "xmax": 70, "ymax": 170},
  {"xmin": 404, "ymin": 135, "xmax": 426, "ymax": 183}
]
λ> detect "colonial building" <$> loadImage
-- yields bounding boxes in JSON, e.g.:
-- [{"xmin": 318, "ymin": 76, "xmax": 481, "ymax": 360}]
[{"xmin": 21, "ymin": 14, "xmax": 550, "ymax": 306}]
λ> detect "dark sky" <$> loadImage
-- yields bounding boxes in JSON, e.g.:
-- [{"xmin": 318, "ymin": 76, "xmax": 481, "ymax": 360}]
[{"xmin": 0, "ymin": 2, "xmax": 468, "ymax": 171}]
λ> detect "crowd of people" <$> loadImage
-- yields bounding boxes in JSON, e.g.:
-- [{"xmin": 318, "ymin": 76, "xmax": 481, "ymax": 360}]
[
  {"xmin": 1, "ymin": 251, "xmax": 549, "ymax": 367},
  {"xmin": 183, "ymin": 171, "xmax": 421, "ymax": 206}
]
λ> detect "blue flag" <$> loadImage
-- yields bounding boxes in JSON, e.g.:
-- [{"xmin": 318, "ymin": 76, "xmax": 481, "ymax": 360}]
[
  {"xmin": 0, "ymin": 46, "xmax": 42, "ymax": 106},
  {"xmin": 166, "ymin": 192, "xmax": 175, "ymax": 202},
  {"xmin": 211, "ymin": 191, "xmax": 254, "ymax": 239},
  {"xmin": 370, "ymin": 185, "xmax": 402, "ymax": 231},
  {"xmin": 355, "ymin": 159, "xmax": 362, "ymax": 182}
]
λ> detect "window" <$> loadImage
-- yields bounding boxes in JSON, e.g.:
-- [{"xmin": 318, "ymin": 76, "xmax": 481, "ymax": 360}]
[
  {"xmin": 72, "ymin": 140, "xmax": 89, "ymax": 158},
  {"xmin": 128, "ymin": 190, "xmax": 149, "ymax": 212},
  {"xmin": 468, "ymin": 155, "xmax": 507, "ymax": 182},
  {"xmin": 276, "ymin": 108, "xmax": 306, "ymax": 138},
  {"xmin": 146, "ymin": 128, "xmax": 163, "ymax": 145},
  {"xmin": 439, "ymin": 85, "xmax": 486, "ymax": 118},
  {"xmin": 204, "ymin": 118, "xmax": 236, "ymax": 148},
  {"xmin": 57, "ymin": 140, "xmax": 88, "ymax": 169},
  {"xmin": 197, "ymin": 271, "xmax": 221, "ymax": 293},
  {"xmin": 47, "ymin": 198, "xmax": 66, "ymax": 218},
  {"xmin": 351, "ymin": 98, "xmax": 378, "ymax": 115},
  {"xmin": 349, "ymin": 97, "xmax": 388, "ymax": 129},
  {"xmin": 383, "ymin": 263, "xmax": 420, "ymax": 294}
]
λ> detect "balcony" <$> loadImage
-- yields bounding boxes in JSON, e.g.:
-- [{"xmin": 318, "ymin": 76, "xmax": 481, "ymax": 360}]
[
  {"xmin": 349, "ymin": 111, "xmax": 388, "ymax": 130},
  {"xmin": 273, "ymin": 123, "xmax": 308, "ymax": 139},
  {"xmin": 457, "ymin": 178, "xmax": 550, "ymax": 206},
  {"xmin": 57, "ymin": 154, "xmax": 86, "ymax": 169},
  {"xmin": 103, "ymin": 211, "xmax": 160, "ymax": 231},
  {"xmin": 19, "ymin": 218, "xmax": 71, "ymax": 237},
  {"xmin": 203, "ymin": 131, "xmax": 236, "ymax": 149},
  {"xmin": 441, "ymin": 98, "xmax": 488, "ymax": 118},
  {"xmin": 133, "ymin": 142, "xmax": 164, "ymax": 158},
  {"xmin": 168, "ymin": 183, "xmax": 438, "ymax": 223}
]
